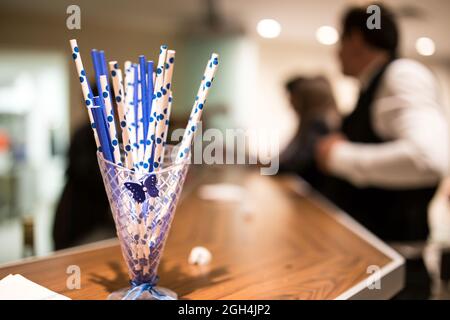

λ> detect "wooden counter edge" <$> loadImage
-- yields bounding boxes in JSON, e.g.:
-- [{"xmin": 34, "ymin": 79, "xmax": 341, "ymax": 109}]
[{"xmin": 286, "ymin": 176, "xmax": 405, "ymax": 300}]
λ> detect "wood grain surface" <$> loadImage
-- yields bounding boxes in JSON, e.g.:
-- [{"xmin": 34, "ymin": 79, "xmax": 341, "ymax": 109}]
[{"xmin": 0, "ymin": 166, "xmax": 392, "ymax": 299}]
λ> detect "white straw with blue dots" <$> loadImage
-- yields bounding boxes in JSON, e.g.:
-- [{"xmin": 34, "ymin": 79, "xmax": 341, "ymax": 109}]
[
  {"xmin": 176, "ymin": 53, "xmax": 219, "ymax": 163},
  {"xmin": 69, "ymin": 39, "xmax": 101, "ymax": 150},
  {"xmin": 145, "ymin": 49, "xmax": 175, "ymax": 170},
  {"xmin": 145, "ymin": 45, "xmax": 168, "ymax": 171},
  {"xmin": 124, "ymin": 64, "xmax": 139, "ymax": 170},
  {"xmin": 109, "ymin": 61, "xmax": 134, "ymax": 169}
]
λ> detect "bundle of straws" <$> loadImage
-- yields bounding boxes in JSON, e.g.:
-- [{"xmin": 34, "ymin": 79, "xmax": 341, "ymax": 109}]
[{"xmin": 69, "ymin": 39, "xmax": 219, "ymax": 172}]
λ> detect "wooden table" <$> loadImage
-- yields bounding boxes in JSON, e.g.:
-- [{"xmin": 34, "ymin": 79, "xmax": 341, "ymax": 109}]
[{"xmin": 0, "ymin": 166, "xmax": 404, "ymax": 299}]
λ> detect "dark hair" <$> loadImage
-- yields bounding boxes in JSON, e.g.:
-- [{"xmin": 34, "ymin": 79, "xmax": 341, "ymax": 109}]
[
  {"xmin": 285, "ymin": 76, "xmax": 305, "ymax": 93},
  {"xmin": 285, "ymin": 76, "xmax": 337, "ymax": 115},
  {"xmin": 342, "ymin": 3, "xmax": 399, "ymax": 58}
]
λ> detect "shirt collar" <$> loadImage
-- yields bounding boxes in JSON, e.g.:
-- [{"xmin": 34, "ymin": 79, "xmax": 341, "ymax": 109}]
[{"xmin": 358, "ymin": 55, "xmax": 390, "ymax": 91}]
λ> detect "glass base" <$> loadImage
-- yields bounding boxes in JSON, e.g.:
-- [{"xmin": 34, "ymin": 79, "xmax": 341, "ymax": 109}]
[{"xmin": 107, "ymin": 286, "xmax": 178, "ymax": 300}]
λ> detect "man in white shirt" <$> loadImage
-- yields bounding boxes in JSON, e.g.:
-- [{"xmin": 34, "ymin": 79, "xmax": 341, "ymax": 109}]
[
  {"xmin": 316, "ymin": 5, "xmax": 449, "ymax": 299},
  {"xmin": 316, "ymin": 5, "xmax": 449, "ymax": 241}
]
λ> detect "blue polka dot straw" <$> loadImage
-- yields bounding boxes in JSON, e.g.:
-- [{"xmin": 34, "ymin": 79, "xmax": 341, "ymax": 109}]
[
  {"xmin": 145, "ymin": 45, "xmax": 168, "ymax": 172},
  {"xmin": 148, "ymin": 49, "xmax": 175, "ymax": 170},
  {"xmin": 163, "ymin": 91, "xmax": 173, "ymax": 148},
  {"xmin": 69, "ymin": 39, "xmax": 101, "ymax": 151},
  {"xmin": 100, "ymin": 75, "xmax": 122, "ymax": 166},
  {"xmin": 176, "ymin": 53, "xmax": 219, "ymax": 163},
  {"xmin": 109, "ymin": 61, "xmax": 134, "ymax": 170},
  {"xmin": 124, "ymin": 64, "xmax": 139, "ymax": 169}
]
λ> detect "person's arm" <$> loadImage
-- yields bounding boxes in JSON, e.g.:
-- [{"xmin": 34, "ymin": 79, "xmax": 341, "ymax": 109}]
[{"xmin": 327, "ymin": 60, "xmax": 449, "ymax": 189}]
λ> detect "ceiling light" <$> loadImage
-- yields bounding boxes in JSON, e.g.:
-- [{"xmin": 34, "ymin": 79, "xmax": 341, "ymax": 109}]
[
  {"xmin": 416, "ymin": 37, "xmax": 435, "ymax": 56},
  {"xmin": 316, "ymin": 25, "xmax": 339, "ymax": 45},
  {"xmin": 256, "ymin": 19, "xmax": 281, "ymax": 39}
]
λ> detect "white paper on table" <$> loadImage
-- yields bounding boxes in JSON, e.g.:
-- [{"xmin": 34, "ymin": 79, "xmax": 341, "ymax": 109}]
[
  {"xmin": 0, "ymin": 274, "xmax": 70, "ymax": 300},
  {"xmin": 198, "ymin": 183, "xmax": 245, "ymax": 202}
]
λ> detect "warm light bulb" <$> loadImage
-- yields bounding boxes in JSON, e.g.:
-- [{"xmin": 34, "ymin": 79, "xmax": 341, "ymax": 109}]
[
  {"xmin": 257, "ymin": 19, "xmax": 281, "ymax": 39},
  {"xmin": 416, "ymin": 37, "xmax": 435, "ymax": 56},
  {"xmin": 316, "ymin": 25, "xmax": 339, "ymax": 45}
]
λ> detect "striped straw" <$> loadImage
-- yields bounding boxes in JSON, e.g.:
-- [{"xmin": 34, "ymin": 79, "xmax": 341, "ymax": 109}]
[
  {"xmin": 145, "ymin": 45, "xmax": 168, "ymax": 171},
  {"xmin": 109, "ymin": 61, "xmax": 134, "ymax": 169},
  {"xmin": 69, "ymin": 39, "xmax": 101, "ymax": 150},
  {"xmin": 99, "ymin": 75, "xmax": 122, "ymax": 165},
  {"xmin": 176, "ymin": 53, "xmax": 219, "ymax": 163}
]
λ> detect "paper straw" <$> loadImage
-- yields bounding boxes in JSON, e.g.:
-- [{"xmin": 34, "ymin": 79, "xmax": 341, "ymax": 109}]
[
  {"xmin": 69, "ymin": 40, "xmax": 101, "ymax": 150},
  {"xmin": 90, "ymin": 49, "xmax": 102, "ymax": 92},
  {"xmin": 99, "ymin": 50, "xmax": 114, "ymax": 106},
  {"xmin": 151, "ymin": 50, "xmax": 176, "ymax": 168},
  {"xmin": 124, "ymin": 65, "xmax": 139, "ymax": 170},
  {"xmin": 109, "ymin": 61, "xmax": 134, "ymax": 169},
  {"xmin": 100, "ymin": 75, "xmax": 122, "ymax": 165},
  {"xmin": 176, "ymin": 53, "xmax": 219, "ymax": 163},
  {"xmin": 139, "ymin": 55, "xmax": 149, "ymax": 145},
  {"xmin": 144, "ymin": 45, "xmax": 168, "ymax": 171},
  {"xmin": 91, "ymin": 99, "xmax": 114, "ymax": 162},
  {"xmin": 124, "ymin": 61, "xmax": 132, "ymax": 102},
  {"xmin": 135, "ymin": 64, "xmax": 147, "ymax": 171},
  {"xmin": 146, "ymin": 60, "xmax": 154, "ymax": 119},
  {"xmin": 163, "ymin": 92, "xmax": 173, "ymax": 146}
]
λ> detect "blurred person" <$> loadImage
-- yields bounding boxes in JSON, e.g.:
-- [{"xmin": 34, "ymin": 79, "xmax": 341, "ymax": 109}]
[
  {"xmin": 53, "ymin": 84, "xmax": 115, "ymax": 250},
  {"xmin": 316, "ymin": 4, "xmax": 449, "ymax": 299},
  {"xmin": 279, "ymin": 76, "xmax": 340, "ymax": 191}
]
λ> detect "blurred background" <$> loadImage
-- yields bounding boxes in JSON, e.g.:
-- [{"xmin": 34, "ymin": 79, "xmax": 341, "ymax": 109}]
[{"xmin": 0, "ymin": 0, "xmax": 449, "ymax": 285}]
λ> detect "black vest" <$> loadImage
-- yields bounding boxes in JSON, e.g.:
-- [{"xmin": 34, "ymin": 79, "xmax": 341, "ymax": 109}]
[{"xmin": 322, "ymin": 61, "xmax": 437, "ymax": 242}]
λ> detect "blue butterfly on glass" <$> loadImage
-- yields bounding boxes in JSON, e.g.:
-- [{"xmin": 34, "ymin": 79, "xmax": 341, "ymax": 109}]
[{"xmin": 124, "ymin": 175, "xmax": 159, "ymax": 203}]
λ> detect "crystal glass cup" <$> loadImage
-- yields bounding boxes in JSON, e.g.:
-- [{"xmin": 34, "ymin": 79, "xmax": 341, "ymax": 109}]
[{"xmin": 97, "ymin": 146, "xmax": 190, "ymax": 300}]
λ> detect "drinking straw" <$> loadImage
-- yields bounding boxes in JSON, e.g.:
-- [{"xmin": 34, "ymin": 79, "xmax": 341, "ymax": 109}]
[
  {"xmin": 109, "ymin": 62, "xmax": 134, "ymax": 169},
  {"xmin": 90, "ymin": 49, "xmax": 102, "ymax": 94},
  {"xmin": 139, "ymin": 55, "xmax": 149, "ymax": 144},
  {"xmin": 135, "ymin": 64, "xmax": 146, "ymax": 171},
  {"xmin": 163, "ymin": 92, "xmax": 173, "ymax": 146},
  {"xmin": 99, "ymin": 50, "xmax": 114, "ymax": 106},
  {"xmin": 69, "ymin": 40, "xmax": 100, "ymax": 150},
  {"xmin": 146, "ymin": 60, "xmax": 154, "ymax": 118},
  {"xmin": 90, "ymin": 49, "xmax": 115, "ymax": 161},
  {"xmin": 176, "ymin": 53, "xmax": 219, "ymax": 163},
  {"xmin": 99, "ymin": 51, "xmax": 108, "ymax": 75},
  {"xmin": 124, "ymin": 65, "xmax": 139, "ymax": 170},
  {"xmin": 144, "ymin": 45, "xmax": 168, "ymax": 171},
  {"xmin": 133, "ymin": 64, "xmax": 140, "ymax": 148},
  {"xmin": 152, "ymin": 50, "xmax": 176, "ymax": 167},
  {"xmin": 124, "ymin": 60, "xmax": 132, "ymax": 102},
  {"xmin": 91, "ymin": 99, "xmax": 114, "ymax": 162},
  {"xmin": 99, "ymin": 75, "xmax": 122, "ymax": 165}
]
